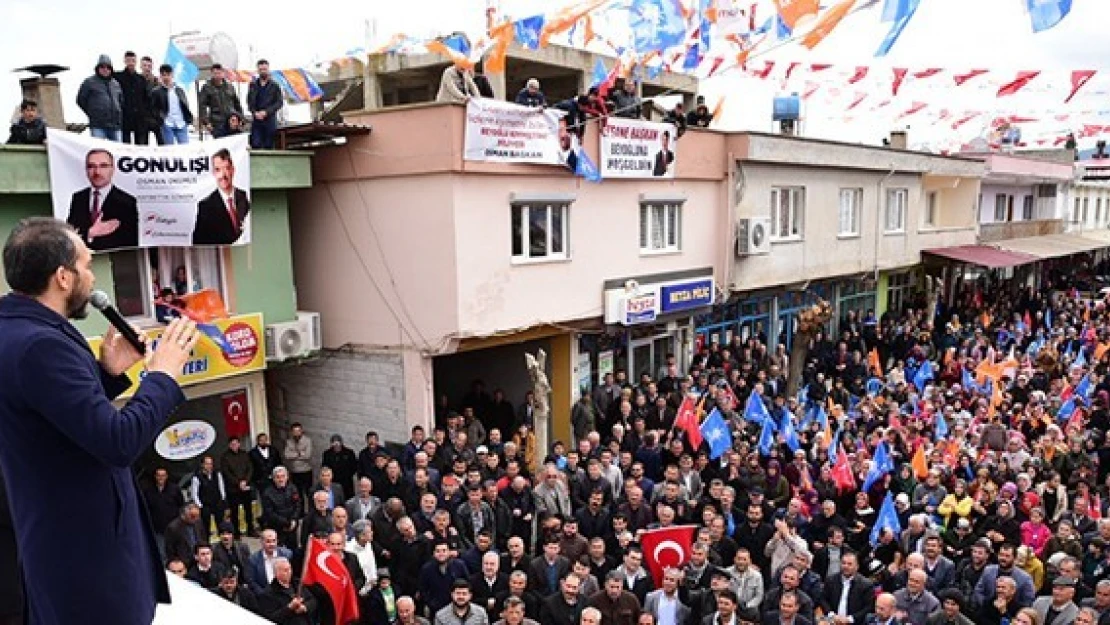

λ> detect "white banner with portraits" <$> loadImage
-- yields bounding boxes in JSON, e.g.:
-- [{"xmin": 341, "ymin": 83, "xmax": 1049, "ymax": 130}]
[
  {"xmin": 46, "ymin": 130, "xmax": 251, "ymax": 252},
  {"xmin": 463, "ymin": 98, "xmax": 569, "ymax": 165},
  {"xmin": 599, "ymin": 117, "xmax": 677, "ymax": 179}
]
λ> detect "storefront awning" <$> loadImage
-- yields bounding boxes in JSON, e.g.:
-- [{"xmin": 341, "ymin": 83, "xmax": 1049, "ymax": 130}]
[
  {"xmin": 922, "ymin": 245, "xmax": 1039, "ymax": 269},
  {"xmin": 994, "ymin": 233, "xmax": 1110, "ymax": 259}
]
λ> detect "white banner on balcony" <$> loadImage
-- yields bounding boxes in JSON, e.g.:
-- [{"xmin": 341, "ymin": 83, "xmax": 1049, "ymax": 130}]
[
  {"xmin": 45, "ymin": 129, "xmax": 251, "ymax": 252},
  {"xmin": 463, "ymin": 99, "xmax": 570, "ymax": 166},
  {"xmin": 600, "ymin": 117, "xmax": 677, "ymax": 179}
]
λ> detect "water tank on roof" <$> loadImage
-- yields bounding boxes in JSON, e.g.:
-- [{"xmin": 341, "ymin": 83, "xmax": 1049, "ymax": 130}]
[
  {"xmin": 170, "ymin": 31, "xmax": 238, "ymax": 72},
  {"xmin": 772, "ymin": 94, "xmax": 800, "ymax": 121}
]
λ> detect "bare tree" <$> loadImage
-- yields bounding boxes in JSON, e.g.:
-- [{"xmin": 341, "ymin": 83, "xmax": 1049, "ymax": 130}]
[{"xmin": 787, "ymin": 299, "xmax": 834, "ymax": 397}]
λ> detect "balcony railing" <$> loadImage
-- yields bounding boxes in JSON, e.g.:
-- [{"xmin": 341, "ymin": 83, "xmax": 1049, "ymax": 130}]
[{"xmin": 979, "ymin": 219, "xmax": 1064, "ymax": 242}]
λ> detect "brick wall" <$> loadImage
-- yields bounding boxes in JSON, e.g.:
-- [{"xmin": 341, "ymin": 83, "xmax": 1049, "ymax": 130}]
[{"xmin": 266, "ymin": 349, "xmax": 406, "ymax": 473}]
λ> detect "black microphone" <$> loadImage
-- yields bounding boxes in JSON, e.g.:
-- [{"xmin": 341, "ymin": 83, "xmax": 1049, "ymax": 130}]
[{"xmin": 89, "ymin": 290, "xmax": 147, "ymax": 355}]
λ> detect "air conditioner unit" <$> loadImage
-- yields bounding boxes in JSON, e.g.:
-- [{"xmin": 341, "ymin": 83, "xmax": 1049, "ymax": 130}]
[
  {"xmin": 296, "ymin": 311, "xmax": 323, "ymax": 352},
  {"xmin": 265, "ymin": 320, "xmax": 311, "ymax": 362},
  {"xmin": 736, "ymin": 217, "xmax": 772, "ymax": 256}
]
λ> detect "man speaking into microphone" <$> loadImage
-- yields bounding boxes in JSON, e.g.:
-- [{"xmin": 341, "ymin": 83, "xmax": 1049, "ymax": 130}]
[{"xmin": 0, "ymin": 217, "xmax": 200, "ymax": 625}]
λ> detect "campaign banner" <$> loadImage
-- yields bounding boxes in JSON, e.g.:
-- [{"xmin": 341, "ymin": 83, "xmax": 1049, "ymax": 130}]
[
  {"xmin": 87, "ymin": 312, "xmax": 265, "ymax": 399},
  {"xmin": 600, "ymin": 117, "xmax": 677, "ymax": 179},
  {"xmin": 463, "ymin": 98, "xmax": 568, "ymax": 165},
  {"xmin": 46, "ymin": 129, "xmax": 251, "ymax": 252}
]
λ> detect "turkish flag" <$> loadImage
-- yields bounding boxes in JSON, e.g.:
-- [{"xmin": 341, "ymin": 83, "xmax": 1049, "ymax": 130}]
[
  {"xmin": 303, "ymin": 537, "xmax": 360, "ymax": 625},
  {"xmin": 674, "ymin": 395, "xmax": 703, "ymax": 449},
  {"xmin": 640, "ymin": 525, "xmax": 697, "ymax": 587},
  {"xmin": 222, "ymin": 390, "xmax": 250, "ymax": 439}
]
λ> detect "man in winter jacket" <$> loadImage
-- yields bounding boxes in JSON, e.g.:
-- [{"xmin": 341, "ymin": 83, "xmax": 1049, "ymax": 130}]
[
  {"xmin": 199, "ymin": 64, "xmax": 244, "ymax": 138},
  {"xmin": 7, "ymin": 99, "xmax": 46, "ymax": 145},
  {"xmin": 77, "ymin": 54, "xmax": 123, "ymax": 141},
  {"xmin": 247, "ymin": 59, "xmax": 283, "ymax": 149},
  {"xmin": 151, "ymin": 64, "xmax": 193, "ymax": 144},
  {"xmin": 220, "ymin": 438, "xmax": 254, "ymax": 538},
  {"xmin": 114, "ymin": 51, "xmax": 151, "ymax": 144}
]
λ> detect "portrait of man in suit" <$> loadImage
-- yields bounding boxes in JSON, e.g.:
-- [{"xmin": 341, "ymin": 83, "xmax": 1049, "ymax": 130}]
[
  {"xmin": 652, "ymin": 130, "xmax": 674, "ymax": 177},
  {"xmin": 66, "ymin": 148, "xmax": 139, "ymax": 251},
  {"xmin": 193, "ymin": 148, "xmax": 250, "ymax": 245}
]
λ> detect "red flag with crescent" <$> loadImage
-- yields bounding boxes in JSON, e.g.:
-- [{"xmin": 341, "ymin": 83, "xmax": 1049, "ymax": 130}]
[
  {"xmin": 303, "ymin": 537, "xmax": 360, "ymax": 624},
  {"xmin": 640, "ymin": 525, "xmax": 697, "ymax": 587},
  {"xmin": 222, "ymin": 390, "xmax": 250, "ymax": 439}
]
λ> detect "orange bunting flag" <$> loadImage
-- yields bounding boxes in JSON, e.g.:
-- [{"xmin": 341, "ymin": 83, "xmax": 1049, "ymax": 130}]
[
  {"xmin": 540, "ymin": 0, "xmax": 609, "ymax": 47},
  {"xmin": 868, "ymin": 348, "xmax": 883, "ymax": 377},
  {"xmin": 1095, "ymin": 342, "xmax": 1110, "ymax": 362},
  {"xmin": 911, "ymin": 445, "xmax": 929, "ymax": 479},
  {"xmin": 773, "ymin": 0, "xmax": 820, "ymax": 29},
  {"xmin": 425, "ymin": 40, "xmax": 475, "ymax": 70},
  {"xmin": 801, "ymin": 0, "xmax": 856, "ymax": 49},
  {"xmin": 711, "ymin": 96, "xmax": 726, "ymax": 123},
  {"xmin": 483, "ymin": 22, "xmax": 515, "ymax": 74}
]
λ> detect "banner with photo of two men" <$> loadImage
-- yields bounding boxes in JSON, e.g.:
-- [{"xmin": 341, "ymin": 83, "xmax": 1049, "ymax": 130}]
[{"xmin": 46, "ymin": 130, "xmax": 251, "ymax": 252}]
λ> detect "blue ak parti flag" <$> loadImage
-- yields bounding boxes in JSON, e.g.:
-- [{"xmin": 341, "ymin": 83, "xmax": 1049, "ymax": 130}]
[
  {"xmin": 682, "ymin": 43, "xmax": 701, "ymax": 71},
  {"xmin": 781, "ymin": 409, "xmax": 800, "ymax": 453},
  {"xmin": 875, "ymin": 0, "xmax": 921, "ymax": 56},
  {"xmin": 758, "ymin": 412, "xmax": 776, "ymax": 456},
  {"xmin": 700, "ymin": 408, "xmax": 733, "ymax": 460},
  {"xmin": 744, "ymin": 390, "xmax": 774, "ymax": 428},
  {"xmin": 1058, "ymin": 396, "xmax": 1077, "ymax": 422},
  {"xmin": 1075, "ymin": 373, "xmax": 1094, "ymax": 402},
  {"xmin": 1074, "ymin": 347, "xmax": 1087, "ymax": 369},
  {"xmin": 870, "ymin": 491, "xmax": 902, "ymax": 546},
  {"xmin": 913, "ymin": 360, "xmax": 935, "ymax": 390},
  {"xmin": 575, "ymin": 148, "xmax": 602, "ymax": 182},
  {"xmin": 934, "ymin": 412, "xmax": 949, "ymax": 441},
  {"xmin": 442, "ymin": 33, "xmax": 471, "ymax": 56},
  {"xmin": 862, "ymin": 442, "xmax": 893, "ymax": 492},
  {"xmin": 1027, "ymin": 0, "xmax": 1072, "ymax": 33},
  {"xmin": 629, "ymin": 0, "xmax": 688, "ymax": 54},
  {"xmin": 164, "ymin": 40, "xmax": 199, "ymax": 88},
  {"xmin": 515, "ymin": 15, "xmax": 546, "ymax": 49},
  {"xmin": 591, "ymin": 59, "xmax": 609, "ymax": 88},
  {"xmin": 829, "ymin": 426, "xmax": 842, "ymax": 464}
]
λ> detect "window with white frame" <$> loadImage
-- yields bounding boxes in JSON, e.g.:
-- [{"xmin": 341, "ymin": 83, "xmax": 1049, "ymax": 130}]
[
  {"xmin": 838, "ymin": 188, "xmax": 862, "ymax": 236},
  {"xmin": 884, "ymin": 188, "xmax": 908, "ymax": 233},
  {"xmin": 639, "ymin": 201, "xmax": 683, "ymax": 253},
  {"xmin": 770, "ymin": 186, "xmax": 805, "ymax": 240},
  {"xmin": 511, "ymin": 201, "xmax": 569, "ymax": 262},
  {"xmin": 1022, "ymin": 195, "xmax": 1034, "ymax": 221},
  {"xmin": 924, "ymin": 191, "xmax": 938, "ymax": 227},
  {"xmin": 1073, "ymin": 197, "xmax": 1082, "ymax": 223},
  {"xmin": 109, "ymin": 247, "xmax": 227, "ymax": 320},
  {"xmin": 994, "ymin": 194, "xmax": 1012, "ymax": 222}
]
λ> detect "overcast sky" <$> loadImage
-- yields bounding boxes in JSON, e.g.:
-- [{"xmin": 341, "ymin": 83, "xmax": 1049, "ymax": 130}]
[{"xmin": 2, "ymin": 0, "xmax": 1108, "ymax": 148}]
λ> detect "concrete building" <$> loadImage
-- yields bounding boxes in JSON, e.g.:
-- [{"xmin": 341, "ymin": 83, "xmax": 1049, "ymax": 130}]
[{"xmin": 0, "ymin": 143, "xmax": 313, "ymax": 483}]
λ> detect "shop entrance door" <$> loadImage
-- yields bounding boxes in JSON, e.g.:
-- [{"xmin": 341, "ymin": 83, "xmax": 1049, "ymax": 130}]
[{"xmin": 629, "ymin": 334, "xmax": 674, "ymax": 380}]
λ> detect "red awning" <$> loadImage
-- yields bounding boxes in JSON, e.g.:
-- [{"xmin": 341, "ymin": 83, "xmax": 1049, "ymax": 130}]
[{"xmin": 923, "ymin": 245, "xmax": 1039, "ymax": 269}]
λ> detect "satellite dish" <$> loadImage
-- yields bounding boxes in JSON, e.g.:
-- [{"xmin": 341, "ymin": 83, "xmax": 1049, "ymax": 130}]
[{"xmin": 170, "ymin": 31, "xmax": 239, "ymax": 72}]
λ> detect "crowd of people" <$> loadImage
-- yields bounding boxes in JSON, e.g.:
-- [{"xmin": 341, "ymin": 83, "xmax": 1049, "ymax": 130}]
[
  {"xmin": 7, "ymin": 51, "xmax": 283, "ymax": 148},
  {"xmin": 130, "ymin": 262, "xmax": 1110, "ymax": 625}
]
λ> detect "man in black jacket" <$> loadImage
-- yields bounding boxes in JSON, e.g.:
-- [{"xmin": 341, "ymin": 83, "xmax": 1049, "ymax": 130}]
[
  {"xmin": 261, "ymin": 467, "xmax": 303, "ymax": 550},
  {"xmin": 247, "ymin": 59, "xmax": 283, "ymax": 149},
  {"xmin": 76, "ymin": 54, "xmax": 123, "ymax": 141},
  {"xmin": 198, "ymin": 64, "xmax": 244, "ymax": 139},
  {"xmin": 114, "ymin": 51, "xmax": 152, "ymax": 144},
  {"xmin": 539, "ymin": 573, "xmax": 586, "ymax": 625},
  {"xmin": 257, "ymin": 558, "xmax": 317, "ymax": 625},
  {"xmin": 820, "ymin": 552, "xmax": 875, "ymax": 624},
  {"xmin": 0, "ymin": 467, "xmax": 21, "ymax": 625},
  {"xmin": 151, "ymin": 64, "xmax": 194, "ymax": 144},
  {"xmin": 7, "ymin": 99, "xmax": 46, "ymax": 145},
  {"xmin": 141, "ymin": 467, "xmax": 184, "ymax": 557},
  {"xmin": 249, "ymin": 432, "xmax": 283, "ymax": 495}
]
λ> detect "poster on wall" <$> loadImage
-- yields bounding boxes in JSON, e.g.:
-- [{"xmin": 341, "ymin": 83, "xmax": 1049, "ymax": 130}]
[
  {"xmin": 598, "ymin": 350, "xmax": 614, "ymax": 385},
  {"xmin": 46, "ymin": 129, "xmax": 251, "ymax": 252},
  {"xmin": 463, "ymin": 98, "xmax": 568, "ymax": 165},
  {"xmin": 599, "ymin": 117, "xmax": 677, "ymax": 179},
  {"xmin": 577, "ymin": 352, "xmax": 592, "ymax": 398}
]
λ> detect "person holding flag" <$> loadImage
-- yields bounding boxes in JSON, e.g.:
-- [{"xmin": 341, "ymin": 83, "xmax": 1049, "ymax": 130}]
[
  {"xmin": 301, "ymin": 535, "xmax": 359, "ymax": 625},
  {"xmin": 257, "ymin": 557, "xmax": 319, "ymax": 624}
]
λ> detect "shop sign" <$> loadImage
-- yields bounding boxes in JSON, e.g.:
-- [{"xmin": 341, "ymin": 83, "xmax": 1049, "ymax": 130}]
[
  {"xmin": 660, "ymin": 278, "xmax": 714, "ymax": 314},
  {"xmin": 154, "ymin": 419, "xmax": 216, "ymax": 460},
  {"xmin": 87, "ymin": 312, "xmax": 266, "ymax": 399},
  {"xmin": 623, "ymin": 291, "xmax": 659, "ymax": 325}
]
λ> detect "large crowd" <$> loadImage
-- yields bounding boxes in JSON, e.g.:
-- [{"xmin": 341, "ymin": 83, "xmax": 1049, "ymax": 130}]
[{"xmin": 133, "ymin": 262, "xmax": 1110, "ymax": 625}]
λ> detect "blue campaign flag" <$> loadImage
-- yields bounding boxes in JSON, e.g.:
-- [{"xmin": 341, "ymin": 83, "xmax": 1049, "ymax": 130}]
[
  {"xmin": 816, "ymin": 405, "xmax": 829, "ymax": 429},
  {"xmin": 592, "ymin": 59, "xmax": 609, "ymax": 88},
  {"xmin": 870, "ymin": 492, "xmax": 902, "ymax": 546},
  {"xmin": 862, "ymin": 442, "xmax": 893, "ymax": 492},
  {"xmin": 1076, "ymin": 373, "xmax": 1093, "ymax": 402},
  {"xmin": 758, "ymin": 414, "xmax": 776, "ymax": 456},
  {"xmin": 797, "ymin": 384, "xmax": 810, "ymax": 407},
  {"xmin": 1058, "ymin": 397, "xmax": 1077, "ymax": 422},
  {"xmin": 629, "ymin": 0, "xmax": 688, "ymax": 54},
  {"xmin": 1075, "ymin": 347, "xmax": 1087, "ymax": 369},
  {"xmin": 575, "ymin": 148, "xmax": 602, "ymax": 182},
  {"xmin": 164, "ymin": 40, "xmax": 199, "ymax": 88},
  {"xmin": 515, "ymin": 15, "xmax": 545, "ymax": 49},
  {"xmin": 875, "ymin": 0, "xmax": 921, "ymax": 56},
  {"xmin": 442, "ymin": 33, "xmax": 471, "ymax": 56},
  {"xmin": 682, "ymin": 43, "xmax": 701, "ymax": 71},
  {"xmin": 961, "ymin": 368, "xmax": 975, "ymax": 392},
  {"xmin": 744, "ymin": 390, "xmax": 774, "ymax": 428},
  {"xmin": 1027, "ymin": 0, "xmax": 1072, "ymax": 32},
  {"xmin": 781, "ymin": 410, "xmax": 800, "ymax": 453},
  {"xmin": 774, "ymin": 14, "xmax": 792, "ymax": 39},
  {"xmin": 1046, "ymin": 308, "xmax": 1053, "ymax": 330},
  {"xmin": 828, "ymin": 426, "xmax": 842, "ymax": 464},
  {"xmin": 913, "ymin": 360, "xmax": 935, "ymax": 390},
  {"xmin": 934, "ymin": 413, "xmax": 949, "ymax": 441},
  {"xmin": 866, "ymin": 377, "xmax": 884, "ymax": 396},
  {"xmin": 904, "ymin": 359, "xmax": 920, "ymax": 390},
  {"xmin": 700, "ymin": 408, "xmax": 733, "ymax": 460}
]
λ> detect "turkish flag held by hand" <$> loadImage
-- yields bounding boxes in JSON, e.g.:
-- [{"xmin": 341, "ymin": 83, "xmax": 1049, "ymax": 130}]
[
  {"xmin": 675, "ymin": 395, "xmax": 703, "ymax": 449},
  {"xmin": 303, "ymin": 537, "xmax": 360, "ymax": 625},
  {"xmin": 640, "ymin": 525, "xmax": 697, "ymax": 587},
  {"xmin": 222, "ymin": 390, "xmax": 250, "ymax": 439}
]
